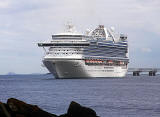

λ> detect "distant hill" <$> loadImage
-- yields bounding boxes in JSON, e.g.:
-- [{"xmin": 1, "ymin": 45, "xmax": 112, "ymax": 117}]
[{"xmin": 7, "ymin": 72, "xmax": 17, "ymax": 75}]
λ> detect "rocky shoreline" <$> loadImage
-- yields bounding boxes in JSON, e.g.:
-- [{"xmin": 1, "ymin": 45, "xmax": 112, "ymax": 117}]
[{"xmin": 0, "ymin": 98, "xmax": 99, "ymax": 117}]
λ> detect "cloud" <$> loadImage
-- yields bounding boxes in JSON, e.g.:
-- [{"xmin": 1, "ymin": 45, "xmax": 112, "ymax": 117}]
[
  {"xmin": 0, "ymin": 0, "xmax": 160, "ymax": 74},
  {"xmin": 141, "ymin": 48, "xmax": 152, "ymax": 53},
  {"xmin": 0, "ymin": 0, "xmax": 10, "ymax": 8}
]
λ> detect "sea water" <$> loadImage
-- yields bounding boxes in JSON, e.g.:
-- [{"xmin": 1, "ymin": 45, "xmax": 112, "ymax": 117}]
[{"xmin": 0, "ymin": 74, "xmax": 160, "ymax": 117}]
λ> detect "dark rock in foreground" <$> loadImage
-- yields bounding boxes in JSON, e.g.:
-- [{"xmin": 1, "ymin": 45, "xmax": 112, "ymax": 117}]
[
  {"xmin": 0, "ymin": 98, "xmax": 99, "ymax": 117},
  {"xmin": 1, "ymin": 98, "xmax": 57, "ymax": 117},
  {"xmin": 60, "ymin": 101, "xmax": 99, "ymax": 117}
]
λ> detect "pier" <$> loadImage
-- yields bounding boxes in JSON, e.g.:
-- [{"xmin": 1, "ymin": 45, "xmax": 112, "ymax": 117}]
[{"xmin": 128, "ymin": 68, "xmax": 160, "ymax": 76}]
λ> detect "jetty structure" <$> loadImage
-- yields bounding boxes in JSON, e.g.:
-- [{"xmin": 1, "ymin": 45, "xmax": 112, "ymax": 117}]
[{"xmin": 128, "ymin": 68, "xmax": 160, "ymax": 76}]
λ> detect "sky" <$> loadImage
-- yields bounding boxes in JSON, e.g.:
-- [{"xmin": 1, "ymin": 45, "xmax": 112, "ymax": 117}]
[{"xmin": 0, "ymin": 0, "xmax": 160, "ymax": 74}]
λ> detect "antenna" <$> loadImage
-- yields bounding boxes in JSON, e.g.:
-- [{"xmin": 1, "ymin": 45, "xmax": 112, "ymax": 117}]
[{"xmin": 65, "ymin": 21, "xmax": 76, "ymax": 33}]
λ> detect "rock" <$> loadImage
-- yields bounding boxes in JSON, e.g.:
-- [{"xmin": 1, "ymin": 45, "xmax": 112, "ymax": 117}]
[
  {"xmin": 58, "ymin": 113, "xmax": 68, "ymax": 117},
  {"xmin": 1, "ymin": 98, "xmax": 99, "ymax": 117},
  {"xmin": 0, "ymin": 101, "xmax": 12, "ymax": 117},
  {"xmin": 59, "ymin": 101, "xmax": 99, "ymax": 117},
  {"xmin": 7, "ymin": 98, "xmax": 57, "ymax": 117}
]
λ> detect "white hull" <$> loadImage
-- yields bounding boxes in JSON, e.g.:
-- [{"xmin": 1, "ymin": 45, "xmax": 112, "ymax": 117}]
[{"xmin": 43, "ymin": 59, "xmax": 127, "ymax": 78}]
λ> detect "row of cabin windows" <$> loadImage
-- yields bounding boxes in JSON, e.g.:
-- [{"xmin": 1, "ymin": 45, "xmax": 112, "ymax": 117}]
[
  {"xmin": 53, "ymin": 53, "xmax": 81, "ymax": 55},
  {"xmin": 54, "ymin": 50, "xmax": 81, "ymax": 51},
  {"xmin": 50, "ymin": 48, "xmax": 81, "ymax": 52},
  {"xmin": 86, "ymin": 63, "xmax": 127, "ymax": 66}
]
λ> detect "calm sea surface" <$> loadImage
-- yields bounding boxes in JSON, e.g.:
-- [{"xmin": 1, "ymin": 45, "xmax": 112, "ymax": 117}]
[{"xmin": 0, "ymin": 74, "xmax": 160, "ymax": 117}]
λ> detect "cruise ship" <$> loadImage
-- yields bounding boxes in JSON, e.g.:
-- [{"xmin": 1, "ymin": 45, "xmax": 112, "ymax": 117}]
[{"xmin": 38, "ymin": 24, "xmax": 129, "ymax": 78}]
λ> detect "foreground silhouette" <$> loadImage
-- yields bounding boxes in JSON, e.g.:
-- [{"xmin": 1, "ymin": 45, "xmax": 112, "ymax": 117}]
[{"xmin": 0, "ymin": 98, "xmax": 99, "ymax": 117}]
